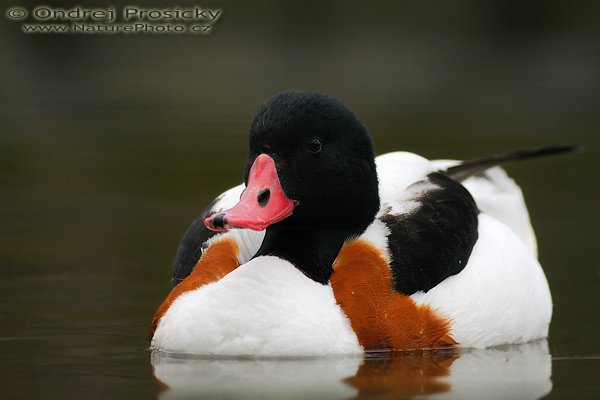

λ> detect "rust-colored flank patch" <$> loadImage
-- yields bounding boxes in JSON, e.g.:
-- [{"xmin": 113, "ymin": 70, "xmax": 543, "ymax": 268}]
[
  {"xmin": 331, "ymin": 239, "xmax": 457, "ymax": 351},
  {"xmin": 149, "ymin": 236, "xmax": 240, "ymax": 339}
]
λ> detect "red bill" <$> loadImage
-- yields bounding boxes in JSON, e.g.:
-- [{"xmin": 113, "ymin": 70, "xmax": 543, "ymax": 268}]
[{"xmin": 204, "ymin": 154, "xmax": 298, "ymax": 231}]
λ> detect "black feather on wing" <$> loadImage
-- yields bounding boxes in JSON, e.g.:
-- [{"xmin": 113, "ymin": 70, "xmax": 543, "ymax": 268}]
[
  {"xmin": 379, "ymin": 172, "xmax": 479, "ymax": 295},
  {"xmin": 170, "ymin": 199, "xmax": 220, "ymax": 288}
]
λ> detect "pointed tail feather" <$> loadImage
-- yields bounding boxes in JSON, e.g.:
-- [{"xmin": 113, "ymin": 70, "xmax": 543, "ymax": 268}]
[{"xmin": 444, "ymin": 144, "xmax": 582, "ymax": 182}]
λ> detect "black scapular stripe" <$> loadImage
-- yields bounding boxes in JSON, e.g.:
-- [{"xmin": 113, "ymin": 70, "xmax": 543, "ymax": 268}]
[
  {"xmin": 170, "ymin": 199, "xmax": 220, "ymax": 288},
  {"xmin": 379, "ymin": 172, "xmax": 479, "ymax": 295}
]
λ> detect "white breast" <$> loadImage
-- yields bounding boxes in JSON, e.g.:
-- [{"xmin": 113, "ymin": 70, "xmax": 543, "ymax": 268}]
[{"xmin": 151, "ymin": 256, "xmax": 362, "ymax": 356}]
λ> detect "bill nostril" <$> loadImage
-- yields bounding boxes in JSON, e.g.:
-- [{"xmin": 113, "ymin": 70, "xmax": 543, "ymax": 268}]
[
  {"xmin": 257, "ymin": 188, "xmax": 271, "ymax": 207},
  {"xmin": 211, "ymin": 213, "xmax": 227, "ymax": 229}
]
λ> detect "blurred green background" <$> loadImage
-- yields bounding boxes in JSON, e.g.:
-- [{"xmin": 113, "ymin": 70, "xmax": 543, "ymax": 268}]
[{"xmin": 0, "ymin": 1, "xmax": 598, "ymax": 399}]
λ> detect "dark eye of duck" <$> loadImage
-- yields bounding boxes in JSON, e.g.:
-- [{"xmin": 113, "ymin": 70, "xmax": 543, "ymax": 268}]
[{"xmin": 308, "ymin": 137, "xmax": 322, "ymax": 153}]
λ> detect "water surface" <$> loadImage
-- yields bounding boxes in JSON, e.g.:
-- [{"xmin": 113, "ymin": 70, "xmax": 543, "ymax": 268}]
[{"xmin": 152, "ymin": 342, "xmax": 553, "ymax": 399}]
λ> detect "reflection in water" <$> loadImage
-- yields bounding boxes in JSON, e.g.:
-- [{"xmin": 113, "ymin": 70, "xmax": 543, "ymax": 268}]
[
  {"xmin": 151, "ymin": 353, "xmax": 362, "ymax": 400},
  {"xmin": 348, "ymin": 351, "xmax": 456, "ymax": 399},
  {"xmin": 151, "ymin": 340, "xmax": 551, "ymax": 400},
  {"xmin": 441, "ymin": 340, "xmax": 552, "ymax": 400}
]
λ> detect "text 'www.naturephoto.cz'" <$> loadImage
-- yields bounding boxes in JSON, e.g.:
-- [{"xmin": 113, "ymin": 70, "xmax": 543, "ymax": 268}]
[{"xmin": 5, "ymin": 6, "xmax": 223, "ymax": 35}]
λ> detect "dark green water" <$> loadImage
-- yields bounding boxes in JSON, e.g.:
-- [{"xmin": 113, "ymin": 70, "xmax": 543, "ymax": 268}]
[{"xmin": 1, "ymin": 1, "xmax": 599, "ymax": 398}]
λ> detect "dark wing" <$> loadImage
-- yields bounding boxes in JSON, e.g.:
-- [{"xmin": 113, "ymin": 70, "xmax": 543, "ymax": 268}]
[
  {"xmin": 379, "ymin": 172, "xmax": 479, "ymax": 295},
  {"xmin": 170, "ymin": 198, "xmax": 221, "ymax": 288}
]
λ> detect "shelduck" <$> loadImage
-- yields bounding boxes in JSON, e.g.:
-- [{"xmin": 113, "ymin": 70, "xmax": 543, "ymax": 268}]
[{"xmin": 150, "ymin": 91, "xmax": 576, "ymax": 356}]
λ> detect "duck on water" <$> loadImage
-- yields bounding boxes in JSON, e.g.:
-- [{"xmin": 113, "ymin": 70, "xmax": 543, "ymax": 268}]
[{"xmin": 150, "ymin": 91, "xmax": 577, "ymax": 356}]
